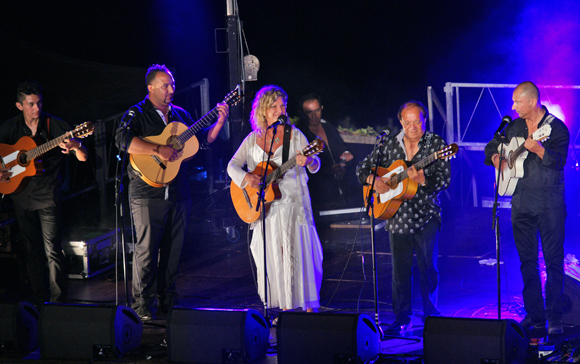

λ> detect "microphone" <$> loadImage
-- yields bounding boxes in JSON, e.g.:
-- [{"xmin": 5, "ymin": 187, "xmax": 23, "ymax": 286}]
[
  {"xmin": 121, "ymin": 110, "xmax": 136, "ymax": 129},
  {"xmin": 268, "ymin": 115, "xmax": 287, "ymax": 129},
  {"xmin": 494, "ymin": 115, "xmax": 511, "ymax": 136},
  {"xmin": 376, "ymin": 128, "xmax": 391, "ymax": 140}
]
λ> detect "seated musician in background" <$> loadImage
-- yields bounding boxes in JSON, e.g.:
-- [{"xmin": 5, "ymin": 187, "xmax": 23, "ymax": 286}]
[
  {"xmin": 484, "ymin": 81, "xmax": 569, "ymax": 335},
  {"xmin": 227, "ymin": 85, "xmax": 323, "ymax": 314},
  {"xmin": 114, "ymin": 64, "xmax": 229, "ymax": 321},
  {"xmin": 356, "ymin": 100, "xmax": 450, "ymax": 334},
  {"xmin": 0, "ymin": 81, "xmax": 88, "ymax": 307},
  {"xmin": 297, "ymin": 93, "xmax": 354, "ymax": 209}
]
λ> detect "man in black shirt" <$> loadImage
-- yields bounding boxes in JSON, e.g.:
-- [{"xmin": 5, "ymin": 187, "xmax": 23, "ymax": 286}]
[
  {"xmin": 484, "ymin": 81, "xmax": 569, "ymax": 335},
  {"xmin": 0, "ymin": 81, "xmax": 88, "ymax": 306},
  {"xmin": 115, "ymin": 64, "xmax": 228, "ymax": 320},
  {"xmin": 356, "ymin": 101, "xmax": 450, "ymax": 334},
  {"xmin": 298, "ymin": 93, "xmax": 354, "ymax": 209}
]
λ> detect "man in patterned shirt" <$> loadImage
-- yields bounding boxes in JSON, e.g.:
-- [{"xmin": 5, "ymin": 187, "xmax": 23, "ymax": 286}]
[{"xmin": 356, "ymin": 101, "xmax": 451, "ymax": 334}]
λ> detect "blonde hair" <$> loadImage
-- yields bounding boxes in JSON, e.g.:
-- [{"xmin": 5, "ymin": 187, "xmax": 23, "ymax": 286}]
[{"xmin": 250, "ymin": 85, "xmax": 288, "ymax": 133}]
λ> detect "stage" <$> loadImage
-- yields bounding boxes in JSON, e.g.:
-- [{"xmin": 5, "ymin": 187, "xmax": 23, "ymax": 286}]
[{"xmin": 1, "ymin": 202, "xmax": 580, "ymax": 363}]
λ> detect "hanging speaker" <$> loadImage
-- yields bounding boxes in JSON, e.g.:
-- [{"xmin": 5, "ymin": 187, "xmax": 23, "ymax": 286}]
[
  {"xmin": 424, "ymin": 316, "xmax": 527, "ymax": 364},
  {"xmin": 167, "ymin": 307, "xmax": 269, "ymax": 363},
  {"xmin": 0, "ymin": 301, "xmax": 39, "ymax": 353},
  {"xmin": 39, "ymin": 303, "xmax": 143, "ymax": 359},
  {"xmin": 276, "ymin": 312, "xmax": 380, "ymax": 364}
]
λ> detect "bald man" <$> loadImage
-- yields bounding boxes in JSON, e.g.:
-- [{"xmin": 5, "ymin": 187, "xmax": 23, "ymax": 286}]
[{"xmin": 485, "ymin": 81, "xmax": 569, "ymax": 335}]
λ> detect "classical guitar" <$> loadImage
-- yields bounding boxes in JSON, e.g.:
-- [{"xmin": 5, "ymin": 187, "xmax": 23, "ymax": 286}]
[
  {"xmin": 0, "ymin": 121, "xmax": 94, "ymax": 195},
  {"xmin": 231, "ymin": 139, "xmax": 325, "ymax": 224},
  {"xmin": 129, "ymin": 88, "xmax": 242, "ymax": 187},
  {"xmin": 363, "ymin": 143, "xmax": 458, "ymax": 220},
  {"xmin": 496, "ymin": 124, "xmax": 551, "ymax": 196}
]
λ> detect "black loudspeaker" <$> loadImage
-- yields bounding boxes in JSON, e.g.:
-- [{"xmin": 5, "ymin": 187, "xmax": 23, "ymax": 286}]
[
  {"xmin": 424, "ymin": 316, "xmax": 528, "ymax": 364},
  {"xmin": 39, "ymin": 303, "xmax": 143, "ymax": 359},
  {"xmin": 562, "ymin": 275, "xmax": 580, "ymax": 326},
  {"xmin": 167, "ymin": 307, "xmax": 269, "ymax": 363},
  {"xmin": 0, "ymin": 301, "xmax": 39, "ymax": 353},
  {"xmin": 276, "ymin": 312, "xmax": 380, "ymax": 364}
]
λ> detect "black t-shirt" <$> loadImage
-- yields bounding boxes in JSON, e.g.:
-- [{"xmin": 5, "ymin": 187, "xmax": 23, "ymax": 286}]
[{"xmin": 0, "ymin": 112, "xmax": 72, "ymax": 210}]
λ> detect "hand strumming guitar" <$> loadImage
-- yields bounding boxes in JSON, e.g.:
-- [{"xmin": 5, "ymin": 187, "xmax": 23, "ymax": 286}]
[
  {"xmin": 366, "ymin": 174, "xmax": 391, "ymax": 194},
  {"xmin": 0, "ymin": 168, "xmax": 12, "ymax": 183},
  {"xmin": 243, "ymin": 172, "xmax": 261, "ymax": 189}
]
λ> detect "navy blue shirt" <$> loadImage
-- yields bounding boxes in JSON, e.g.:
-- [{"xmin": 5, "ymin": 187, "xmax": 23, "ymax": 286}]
[{"xmin": 484, "ymin": 106, "xmax": 569, "ymax": 212}]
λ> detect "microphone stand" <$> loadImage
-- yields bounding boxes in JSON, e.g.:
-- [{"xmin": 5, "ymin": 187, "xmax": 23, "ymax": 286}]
[
  {"xmin": 491, "ymin": 132, "xmax": 508, "ymax": 319},
  {"xmin": 363, "ymin": 135, "xmax": 387, "ymax": 340},
  {"xmin": 114, "ymin": 115, "xmax": 134, "ymax": 306},
  {"xmin": 255, "ymin": 124, "xmax": 279, "ymax": 324}
]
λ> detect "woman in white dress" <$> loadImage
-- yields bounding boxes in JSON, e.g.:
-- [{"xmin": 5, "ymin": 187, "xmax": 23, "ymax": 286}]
[{"xmin": 227, "ymin": 85, "xmax": 323, "ymax": 312}]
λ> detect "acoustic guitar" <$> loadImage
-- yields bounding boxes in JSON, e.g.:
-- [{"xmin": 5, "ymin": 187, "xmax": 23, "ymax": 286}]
[
  {"xmin": 496, "ymin": 124, "xmax": 551, "ymax": 196},
  {"xmin": 363, "ymin": 143, "xmax": 458, "ymax": 220},
  {"xmin": 129, "ymin": 88, "xmax": 242, "ymax": 187},
  {"xmin": 231, "ymin": 139, "xmax": 324, "ymax": 223},
  {"xmin": 0, "ymin": 121, "xmax": 94, "ymax": 195}
]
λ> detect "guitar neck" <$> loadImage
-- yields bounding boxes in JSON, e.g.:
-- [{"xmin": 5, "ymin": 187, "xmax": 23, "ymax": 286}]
[
  {"xmin": 508, "ymin": 143, "xmax": 527, "ymax": 165},
  {"xmin": 26, "ymin": 132, "xmax": 71, "ymax": 161},
  {"xmin": 264, "ymin": 155, "xmax": 298, "ymax": 186},
  {"xmin": 177, "ymin": 106, "xmax": 222, "ymax": 145},
  {"xmin": 392, "ymin": 152, "xmax": 437, "ymax": 185}
]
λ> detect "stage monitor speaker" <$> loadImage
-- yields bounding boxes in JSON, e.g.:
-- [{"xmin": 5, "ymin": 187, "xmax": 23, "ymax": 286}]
[
  {"xmin": 562, "ymin": 275, "xmax": 580, "ymax": 326},
  {"xmin": 0, "ymin": 301, "xmax": 39, "ymax": 353},
  {"xmin": 276, "ymin": 311, "xmax": 380, "ymax": 364},
  {"xmin": 424, "ymin": 316, "xmax": 527, "ymax": 364},
  {"xmin": 39, "ymin": 303, "xmax": 143, "ymax": 360},
  {"xmin": 167, "ymin": 307, "xmax": 269, "ymax": 363}
]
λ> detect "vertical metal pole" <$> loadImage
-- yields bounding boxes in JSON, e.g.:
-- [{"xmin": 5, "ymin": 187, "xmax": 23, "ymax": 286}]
[
  {"xmin": 427, "ymin": 86, "xmax": 434, "ymax": 132},
  {"xmin": 444, "ymin": 83, "xmax": 455, "ymax": 144}
]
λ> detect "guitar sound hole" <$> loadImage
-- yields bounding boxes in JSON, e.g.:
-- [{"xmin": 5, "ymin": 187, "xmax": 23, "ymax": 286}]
[{"xmin": 18, "ymin": 153, "xmax": 28, "ymax": 165}]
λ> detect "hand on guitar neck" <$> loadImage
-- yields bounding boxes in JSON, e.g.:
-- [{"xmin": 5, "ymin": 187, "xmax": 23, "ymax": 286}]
[{"xmin": 367, "ymin": 165, "xmax": 426, "ymax": 193}]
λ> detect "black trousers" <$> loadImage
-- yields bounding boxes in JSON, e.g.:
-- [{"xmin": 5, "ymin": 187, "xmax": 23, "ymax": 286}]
[
  {"xmin": 388, "ymin": 218, "xmax": 441, "ymax": 322},
  {"xmin": 14, "ymin": 204, "xmax": 67, "ymax": 306},
  {"xmin": 512, "ymin": 202, "xmax": 566, "ymax": 322},
  {"xmin": 130, "ymin": 198, "xmax": 190, "ymax": 311}
]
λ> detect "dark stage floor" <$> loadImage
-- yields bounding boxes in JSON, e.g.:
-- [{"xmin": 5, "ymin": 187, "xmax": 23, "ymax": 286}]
[{"xmin": 2, "ymin": 205, "xmax": 580, "ymax": 363}]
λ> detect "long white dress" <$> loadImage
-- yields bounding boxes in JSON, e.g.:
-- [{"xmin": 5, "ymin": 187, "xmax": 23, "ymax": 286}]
[{"xmin": 227, "ymin": 126, "xmax": 323, "ymax": 310}]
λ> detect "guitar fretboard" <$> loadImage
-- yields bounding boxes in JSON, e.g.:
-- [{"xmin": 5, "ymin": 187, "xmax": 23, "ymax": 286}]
[
  {"xmin": 390, "ymin": 152, "xmax": 437, "ymax": 186},
  {"xmin": 25, "ymin": 132, "xmax": 72, "ymax": 162},
  {"xmin": 264, "ymin": 156, "xmax": 298, "ymax": 186},
  {"xmin": 176, "ymin": 107, "xmax": 222, "ymax": 145}
]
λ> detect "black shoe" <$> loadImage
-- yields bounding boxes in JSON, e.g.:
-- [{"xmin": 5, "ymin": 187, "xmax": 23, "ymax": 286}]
[
  {"xmin": 519, "ymin": 316, "xmax": 546, "ymax": 330},
  {"xmin": 385, "ymin": 320, "xmax": 412, "ymax": 335},
  {"xmin": 548, "ymin": 320, "xmax": 563, "ymax": 335}
]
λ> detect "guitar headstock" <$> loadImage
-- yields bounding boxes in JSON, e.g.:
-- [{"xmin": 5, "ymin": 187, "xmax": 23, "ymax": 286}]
[
  {"xmin": 223, "ymin": 88, "xmax": 244, "ymax": 107},
  {"xmin": 437, "ymin": 143, "xmax": 458, "ymax": 161},
  {"xmin": 303, "ymin": 138, "xmax": 325, "ymax": 157},
  {"xmin": 72, "ymin": 121, "xmax": 95, "ymax": 139},
  {"xmin": 533, "ymin": 124, "xmax": 552, "ymax": 142}
]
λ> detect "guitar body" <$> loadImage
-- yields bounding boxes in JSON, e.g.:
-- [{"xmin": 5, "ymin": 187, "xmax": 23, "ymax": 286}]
[
  {"xmin": 363, "ymin": 160, "xmax": 418, "ymax": 220},
  {"xmin": 129, "ymin": 122, "xmax": 200, "ymax": 187},
  {"xmin": 0, "ymin": 136, "xmax": 43, "ymax": 195},
  {"xmin": 496, "ymin": 136, "xmax": 527, "ymax": 196},
  {"xmin": 230, "ymin": 161, "xmax": 281, "ymax": 224}
]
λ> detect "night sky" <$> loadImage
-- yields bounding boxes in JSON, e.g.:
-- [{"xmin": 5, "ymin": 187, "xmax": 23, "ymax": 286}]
[{"xmin": 3, "ymin": 0, "xmax": 578, "ymax": 129}]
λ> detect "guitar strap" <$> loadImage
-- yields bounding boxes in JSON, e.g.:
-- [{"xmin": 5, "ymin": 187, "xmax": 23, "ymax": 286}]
[
  {"xmin": 282, "ymin": 123, "xmax": 291, "ymax": 164},
  {"xmin": 541, "ymin": 114, "xmax": 555, "ymax": 127}
]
